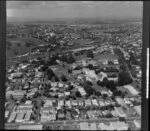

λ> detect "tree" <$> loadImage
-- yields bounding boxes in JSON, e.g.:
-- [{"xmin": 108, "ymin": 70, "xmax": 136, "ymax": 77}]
[
  {"xmin": 74, "ymin": 65, "xmax": 82, "ymax": 70},
  {"xmin": 41, "ymin": 100, "xmax": 45, "ymax": 107},
  {"xmin": 68, "ymin": 68, "xmax": 72, "ymax": 74},
  {"xmin": 106, "ymin": 80, "xmax": 116, "ymax": 91},
  {"xmin": 108, "ymin": 61, "xmax": 114, "ymax": 65},
  {"xmin": 95, "ymin": 91, "xmax": 101, "ymax": 97},
  {"xmin": 86, "ymin": 50, "xmax": 94, "ymax": 58},
  {"xmin": 14, "ymin": 50, "xmax": 18, "ymax": 56},
  {"xmin": 28, "ymin": 81, "xmax": 31, "ymax": 89},
  {"xmin": 37, "ymin": 57, "xmax": 42, "ymax": 61},
  {"xmin": 75, "ymin": 52, "xmax": 80, "ymax": 56},
  {"xmin": 105, "ymin": 113, "xmax": 113, "ymax": 118},
  {"xmin": 68, "ymin": 85, "xmax": 74, "ymax": 90},
  {"xmin": 54, "ymin": 95, "xmax": 58, "ymax": 99},
  {"xmin": 67, "ymin": 54, "xmax": 76, "ymax": 64},
  {"xmin": 10, "ymin": 94, "xmax": 15, "ymax": 101},
  {"xmin": 41, "ymin": 66, "xmax": 48, "ymax": 72},
  {"xmin": 17, "ymin": 43, "xmax": 21, "ymax": 47},
  {"xmin": 25, "ymin": 42, "xmax": 33, "ymax": 47},
  {"xmin": 86, "ymin": 80, "xmax": 93, "ymax": 86},
  {"xmin": 83, "ymin": 82, "xmax": 94, "ymax": 96},
  {"xmin": 87, "ymin": 64, "xmax": 94, "ymax": 70},
  {"xmin": 120, "ymin": 65, "xmax": 127, "ymax": 71},
  {"xmin": 46, "ymin": 68, "xmax": 55, "ymax": 80},
  {"xmin": 97, "ymin": 80, "xmax": 102, "ymax": 86},
  {"xmin": 22, "ymin": 59, "xmax": 29, "ymax": 63},
  {"xmin": 60, "ymin": 54, "xmax": 67, "ymax": 62},
  {"xmin": 119, "ymin": 117, "xmax": 126, "ymax": 122},
  {"xmin": 114, "ymin": 90, "xmax": 122, "ymax": 97},
  {"xmin": 31, "ymin": 114, "xmax": 36, "ymax": 121},
  {"xmin": 60, "ymin": 74, "xmax": 68, "ymax": 82},
  {"xmin": 20, "ymin": 95, "xmax": 26, "ymax": 103},
  {"xmin": 75, "ymin": 91, "xmax": 81, "ymax": 97},
  {"xmin": 54, "ymin": 75, "xmax": 59, "ymax": 82},
  {"xmin": 103, "ymin": 94, "xmax": 108, "ymax": 99},
  {"xmin": 103, "ymin": 77, "xmax": 109, "ymax": 86},
  {"xmin": 47, "ymin": 56, "xmax": 58, "ymax": 65},
  {"xmin": 118, "ymin": 71, "xmax": 133, "ymax": 86}
]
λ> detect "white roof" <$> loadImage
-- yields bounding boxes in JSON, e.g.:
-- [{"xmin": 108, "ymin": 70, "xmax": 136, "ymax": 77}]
[
  {"xmin": 25, "ymin": 100, "xmax": 32, "ymax": 105},
  {"xmin": 58, "ymin": 100, "xmax": 64, "ymax": 106},
  {"xmin": 115, "ymin": 107, "xmax": 126, "ymax": 117},
  {"xmin": 134, "ymin": 105, "xmax": 141, "ymax": 116},
  {"xmin": 18, "ymin": 125, "xmax": 43, "ymax": 130},
  {"xmin": 6, "ymin": 90, "xmax": 26, "ymax": 96},
  {"xmin": 124, "ymin": 85, "xmax": 139, "ymax": 95},
  {"xmin": 85, "ymin": 99, "xmax": 92, "ymax": 105},
  {"xmin": 17, "ymin": 104, "xmax": 33, "ymax": 109},
  {"xmin": 110, "ymin": 121, "xmax": 128, "ymax": 130},
  {"xmin": 80, "ymin": 122, "xmax": 89, "ymax": 130},
  {"xmin": 98, "ymin": 123, "xmax": 115, "ymax": 130},
  {"xmin": 5, "ymin": 111, "xmax": 10, "ymax": 117},
  {"xmin": 115, "ymin": 97, "xmax": 126, "ymax": 106},
  {"xmin": 98, "ymin": 72, "xmax": 107, "ymax": 81},
  {"xmin": 24, "ymin": 112, "xmax": 32, "ymax": 121},
  {"xmin": 65, "ymin": 100, "xmax": 71, "ymax": 107},
  {"xmin": 82, "ymin": 68, "xmax": 98, "ymax": 80},
  {"xmin": 89, "ymin": 123, "xmax": 97, "ymax": 130},
  {"xmin": 91, "ymin": 99, "xmax": 98, "ymax": 106},
  {"xmin": 78, "ymin": 87, "xmax": 86, "ymax": 96},
  {"xmin": 71, "ymin": 100, "xmax": 78, "ymax": 106},
  {"xmin": 44, "ymin": 100, "xmax": 53, "ymax": 107},
  {"xmin": 134, "ymin": 120, "xmax": 141, "ymax": 128},
  {"xmin": 16, "ymin": 112, "xmax": 25, "ymax": 121},
  {"xmin": 8, "ymin": 112, "xmax": 17, "ymax": 123},
  {"xmin": 98, "ymin": 100, "xmax": 105, "ymax": 106},
  {"xmin": 58, "ymin": 83, "xmax": 64, "ymax": 87},
  {"xmin": 64, "ymin": 92, "xmax": 70, "ymax": 96}
]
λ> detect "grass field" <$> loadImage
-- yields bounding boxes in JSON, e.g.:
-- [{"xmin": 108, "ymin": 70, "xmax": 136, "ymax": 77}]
[{"xmin": 6, "ymin": 38, "xmax": 48, "ymax": 59}]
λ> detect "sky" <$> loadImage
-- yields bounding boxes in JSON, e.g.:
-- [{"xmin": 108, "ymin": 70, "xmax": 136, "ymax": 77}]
[{"xmin": 7, "ymin": 1, "xmax": 143, "ymax": 21}]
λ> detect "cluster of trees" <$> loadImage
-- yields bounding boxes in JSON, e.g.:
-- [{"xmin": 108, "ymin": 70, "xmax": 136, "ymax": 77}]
[
  {"xmin": 75, "ymin": 91, "xmax": 82, "ymax": 97},
  {"xmin": 33, "ymin": 91, "xmax": 41, "ymax": 98},
  {"xmin": 59, "ymin": 53, "xmax": 76, "ymax": 64},
  {"xmin": 46, "ymin": 55, "xmax": 59, "ymax": 65},
  {"xmin": 97, "ymin": 78, "xmax": 126, "ymax": 98},
  {"xmin": 118, "ymin": 70, "xmax": 133, "ymax": 86},
  {"xmin": 46, "ymin": 53, "xmax": 76, "ymax": 66},
  {"xmin": 103, "ymin": 67, "xmax": 119, "ymax": 73},
  {"xmin": 108, "ymin": 61, "xmax": 114, "ymax": 65},
  {"xmin": 45, "ymin": 67, "xmax": 69, "ymax": 83},
  {"xmin": 118, "ymin": 65, "xmax": 133, "ymax": 86},
  {"xmin": 25, "ymin": 41, "xmax": 33, "ymax": 48},
  {"xmin": 86, "ymin": 64, "xmax": 95, "ymax": 70},
  {"xmin": 86, "ymin": 50, "xmax": 94, "ymax": 58},
  {"xmin": 17, "ymin": 42, "xmax": 21, "ymax": 47},
  {"xmin": 36, "ymin": 57, "xmax": 45, "ymax": 65},
  {"xmin": 46, "ymin": 68, "xmax": 59, "ymax": 82},
  {"xmin": 128, "ymin": 52, "xmax": 140, "ymax": 66},
  {"xmin": 97, "ymin": 77, "xmax": 110, "ymax": 87},
  {"xmin": 60, "ymin": 74, "xmax": 68, "ymax": 82},
  {"xmin": 30, "ymin": 57, "xmax": 45, "ymax": 65},
  {"xmin": 82, "ymin": 81, "xmax": 95, "ymax": 97},
  {"xmin": 14, "ymin": 50, "xmax": 19, "ymax": 56},
  {"xmin": 6, "ymin": 41, "xmax": 12, "ymax": 49},
  {"xmin": 42, "ymin": 84, "xmax": 52, "ymax": 97},
  {"xmin": 68, "ymin": 68, "xmax": 72, "ymax": 74}
]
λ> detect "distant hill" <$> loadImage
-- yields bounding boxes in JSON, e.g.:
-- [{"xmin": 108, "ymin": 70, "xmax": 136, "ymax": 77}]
[{"xmin": 7, "ymin": 17, "xmax": 142, "ymax": 25}]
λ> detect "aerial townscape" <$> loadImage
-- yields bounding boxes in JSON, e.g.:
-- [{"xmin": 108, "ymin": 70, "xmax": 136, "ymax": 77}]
[{"xmin": 5, "ymin": 18, "xmax": 142, "ymax": 130}]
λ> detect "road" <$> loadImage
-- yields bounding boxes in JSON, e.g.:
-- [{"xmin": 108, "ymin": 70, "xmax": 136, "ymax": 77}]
[
  {"xmin": 113, "ymin": 46, "xmax": 137, "ymax": 81},
  {"xmin": 5, "ymin": 116, "xmax": 140, "ymax": 129}
]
